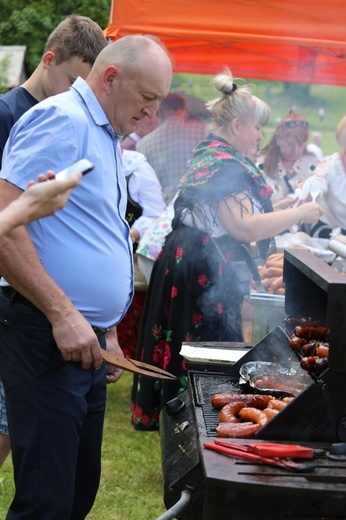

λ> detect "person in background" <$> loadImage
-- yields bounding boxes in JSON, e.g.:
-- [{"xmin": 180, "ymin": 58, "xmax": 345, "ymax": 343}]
[
  {"xmin": 0, "ymin": 15, "xmax": 108, "ymax": 165},
  {"xmin": 0, "ymin": 34, "xmax": 172, "ymax": 519},
  {"xmin": 137, "ymin": 91, "xmax": 206, "ymax": 204},
  {"xmin": 307, "ymin": 131, "xmax": 324, "ymax": 161},
  {"xmin": 122, "ymin": 149, "xmax": 166, "ymax": 246},
  {"xmin": 121, "ymin": 115, "xmax": 158, "ymax": 150},
  {"xmin": 301, "ymin": 115, "xmax": 346, "ymax": 238},
  {"xmin": 319, "ymin": 107, "xmax": 325, "ymax": 122},
  {"xmin": 131, "ymin": 69, "xmax": 323, "ymax": 431},
  {"xmin": 117, "ymin": 148, "xmax": 166, "ymax": 359},
  {"xmin": 0, "ymin": 14, "xmax": 108, "ymax": 471},
  {"xmin": 257, "ymin": 112, "xmax": 318, "ymax": 210},
  {"xmin": 136, "ymin": 195, "xmax": 176, "ymax": 285},
  {"xmin": 135, "ymin": 142, "xmax": 263, "ymax": 287}
]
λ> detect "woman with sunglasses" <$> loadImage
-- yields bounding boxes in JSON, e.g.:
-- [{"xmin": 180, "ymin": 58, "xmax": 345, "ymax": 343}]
[
  {"xmin": 258, "ymin": 112, "xmax": 319, "ymax": 210},
  {"xmin": 130, "ymin": 70, "xmax": 323, "ymax": 431}
]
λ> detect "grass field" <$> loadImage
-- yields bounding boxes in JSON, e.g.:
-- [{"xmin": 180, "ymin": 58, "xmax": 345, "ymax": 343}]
[
  {"xmin": 0, "ymin": 372, "xmax": 165, "ymax": 520},
  {"xmin": 173, "ymin": 74, "xmax": 346, "ymax": 156}
]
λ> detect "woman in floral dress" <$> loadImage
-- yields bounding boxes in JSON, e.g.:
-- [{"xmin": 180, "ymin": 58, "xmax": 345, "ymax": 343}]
[{"xmin": 131, "ymin": 69, "xmax": 323, "ymax": 431}]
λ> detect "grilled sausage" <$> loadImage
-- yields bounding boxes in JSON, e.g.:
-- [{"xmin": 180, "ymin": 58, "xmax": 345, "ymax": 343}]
[
  {"xmin": 289, "ymin": 335, "xmax": 306, "ymax": 352},
  {"xmin": 301, "ymin": 340, "xmax": 318, "ymax": 357},
  {"xmin": 316, "ymin": 344, "xmax": 329, "ymax": 358},
  {"xmin": 211, "ymin": 393, "xmax": 273, "ymax": 410},
  {"xmin": 266, "ymin": 267, "xmax": 283, "ymax": 277},
  {"xmin": 300, "ymin": 356, "xmax": 319, "ymax": 372},
  {"xmin": 294, "ymin": 326, "xmax": 330, "ymax": 341},
  {"xmin": 216, "ymin": 422, "xmax": 261, "ymax": 439},
  {"xmin": 219, "ymin": 402, "xmax": 245, "ymax": 423},
  {"xmin": 260, "ymin": 277, "xmax": 274, "ymax": 290},
  {"xmin": 314, "ymin": 357, "xmax": 329, "ymax": 375},
  {"xmin": 263, "ymin": 408, "xmax": 279, "ymax": 421},
  {"xmin": 270, "ymin": 277, "xmax": 285, "ymax": 293},
  {"xmin": 282, "ymin": 396, "xmax": 294, "ymax": 403},
  {"xmin": 218, "ymin": 394, "xmax": 274, "ymax": 422},
  {"xmin": 238, "ymin": 407, "xmax": 268, "ymax": 427},
  {"xmin": 276, "ymin": 287, "xmax": 285, "ymax": 295},
  {"xmin": 301, "ymin": 355, "xmax": 328, "ymax": 375},
  {"xmin": 252, "ymin": 377, "xmax": 306, "ymax": 395},
  {"xmin": 267, "ymin": 399, "xmax": 288, "ymax": 411}
]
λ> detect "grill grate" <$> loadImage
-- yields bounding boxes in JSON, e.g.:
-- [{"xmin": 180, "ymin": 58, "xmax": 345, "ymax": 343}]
[
  {"xmin": 190, "ymin": 372, "xmax": 241, "ymax": 405},
  {"xmin": 189, "ymin": 372, "xmax": 243, "ymax": 437},
  {"xmin": 201, "ymin": 402, "xmax": 220, "ymax": 436}
]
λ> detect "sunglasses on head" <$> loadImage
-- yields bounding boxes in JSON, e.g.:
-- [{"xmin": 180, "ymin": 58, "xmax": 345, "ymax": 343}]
[{"xmin": 282, "ymin": 120, "xmax": 309, "ymax": 129}]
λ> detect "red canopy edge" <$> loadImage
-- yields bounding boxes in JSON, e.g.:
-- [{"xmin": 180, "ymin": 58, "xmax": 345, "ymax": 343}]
[{"xmin": 105, "ymin": 0, "xmax": 346, "ymax": 85}]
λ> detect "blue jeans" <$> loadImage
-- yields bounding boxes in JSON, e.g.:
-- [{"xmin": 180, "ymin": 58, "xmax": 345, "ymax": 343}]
[{"xmin": 0, "ymin": 293, "xmax": 107, "ymax": 520}]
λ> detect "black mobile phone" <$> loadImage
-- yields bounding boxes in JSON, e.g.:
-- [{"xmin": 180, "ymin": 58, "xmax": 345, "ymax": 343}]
[{"xmin": 55, "ymin": 159, "xmax": 94, "ymax": 180}]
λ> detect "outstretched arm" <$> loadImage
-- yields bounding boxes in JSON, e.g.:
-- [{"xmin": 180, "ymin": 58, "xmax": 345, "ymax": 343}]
[{"xmin": 0, "ymin": 171, "xmax": 82, "ymax": 236}]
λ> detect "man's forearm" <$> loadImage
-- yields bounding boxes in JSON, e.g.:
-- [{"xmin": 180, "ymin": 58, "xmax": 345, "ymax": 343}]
[{"xmin": 0, "ymin": 226, "xmax": 75, "ymax": 322}]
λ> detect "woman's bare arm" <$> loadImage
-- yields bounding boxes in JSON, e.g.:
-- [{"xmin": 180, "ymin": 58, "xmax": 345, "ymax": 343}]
[{"xmin": 218, "ymin": 192, "xmax": 323, "ymax": 243}]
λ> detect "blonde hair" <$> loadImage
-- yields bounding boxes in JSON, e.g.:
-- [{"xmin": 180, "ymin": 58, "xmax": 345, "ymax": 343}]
[
  {"xmin": 206, "ymin": 68, "xmax": 270, "ymax": 134},
  {"xmin": 336, "ymin": 115, "xmax": 346, "ymax": 150}
]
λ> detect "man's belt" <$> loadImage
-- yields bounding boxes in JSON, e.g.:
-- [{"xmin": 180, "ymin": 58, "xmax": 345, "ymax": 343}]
[
  {"xmin": 0, "ymin": 285, "xmax": 37, "ymax": 310},
  {"xmin": 0, "ymin": 286, "xmax": 109, "ymax": 338}
]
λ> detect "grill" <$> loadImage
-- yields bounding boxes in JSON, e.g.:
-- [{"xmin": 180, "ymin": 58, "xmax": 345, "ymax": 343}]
[{"xmin": 160, "ymin": 249, "xmax": 346, "ymax": 519}]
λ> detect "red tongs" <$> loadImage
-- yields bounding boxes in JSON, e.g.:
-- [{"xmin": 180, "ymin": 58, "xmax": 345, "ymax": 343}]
[{"xmin": 204, "ymin": 440, "xmax": 317, "ymax": 472}]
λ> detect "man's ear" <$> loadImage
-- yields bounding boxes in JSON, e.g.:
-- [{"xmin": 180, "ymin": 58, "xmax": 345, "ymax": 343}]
[
  {"xmin": 102, "ymin": 65, "xmax": 119, "ymax": 93},
  {"xmin": 42, "ymin": 51, "xmax": 55, "ymax": 70}
]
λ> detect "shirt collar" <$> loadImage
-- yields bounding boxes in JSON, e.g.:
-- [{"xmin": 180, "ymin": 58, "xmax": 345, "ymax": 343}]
[{"xmin": 71, "ymin": 77, "xmax": 118, "ymax": 138}]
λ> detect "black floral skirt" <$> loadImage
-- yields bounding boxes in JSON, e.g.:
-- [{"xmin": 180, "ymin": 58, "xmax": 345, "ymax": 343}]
[{"xmin": 130, "ymin": 225, "xmax": 244, "ymax": 430}]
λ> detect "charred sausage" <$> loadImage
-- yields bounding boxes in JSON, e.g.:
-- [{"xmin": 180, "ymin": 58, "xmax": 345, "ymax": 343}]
[
  {"xmin": 289, "ymin": 335, "xmax": 306, "ymax": 352},
  {"xmin": 301, "ymin": 340, "xmax": 318, "ymax": 357},
  {"xmin": 294, "ymin": 326, "xmax": 330, "ymax": 341}
]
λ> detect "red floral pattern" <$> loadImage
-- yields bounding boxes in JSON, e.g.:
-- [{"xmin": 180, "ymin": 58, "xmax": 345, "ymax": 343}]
[
  {"xmin": 130, "ymin": 225, "xmax": 245, "ymax": 431},
  {"xmin": 198, "ymin": 274, "xmax": 209, "ymax": 287}
]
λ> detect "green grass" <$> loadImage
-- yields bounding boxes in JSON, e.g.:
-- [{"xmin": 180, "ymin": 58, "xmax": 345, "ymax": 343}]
[
  {"xmin": 173, "ymin": 74, "xmax": 346, "ymax": 156},
  {"xmin": 0, "ymin": 372, "xmax": 165, "ymax": 520}
]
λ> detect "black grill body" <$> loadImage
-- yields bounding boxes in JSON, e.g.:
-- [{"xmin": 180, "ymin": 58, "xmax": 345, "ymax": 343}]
[{"xmin": 160, "ymin": 250, "xmax": 346, "ymax": 519}]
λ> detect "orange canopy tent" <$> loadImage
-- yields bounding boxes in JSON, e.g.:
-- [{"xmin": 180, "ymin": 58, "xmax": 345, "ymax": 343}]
[{"xmin": 105, "ymin": 0, "xmax": 346, "ymax": 85}]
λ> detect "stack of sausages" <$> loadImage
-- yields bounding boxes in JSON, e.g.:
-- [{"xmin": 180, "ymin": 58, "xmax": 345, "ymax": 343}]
[
  {"xmin": 289, "ymin": 323, "xmax": 330, "ymax": 376},
  {"xmin": 211, "ymin": 393, "xmax": 293, "ymax": 438},
  {"xmin": 254, "ymin": 253, "xmax": 285, "ymax": 295}
]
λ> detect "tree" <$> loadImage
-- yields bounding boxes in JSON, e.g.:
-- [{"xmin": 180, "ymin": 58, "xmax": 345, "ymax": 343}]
[{"xmin": 0, "ymin": 0, "xmax": 111, "ymax": 75}]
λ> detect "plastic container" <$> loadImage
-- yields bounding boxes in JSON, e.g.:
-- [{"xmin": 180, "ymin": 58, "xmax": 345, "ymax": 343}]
[{"xmin": 250, "ymin": 292, "xmax": 286, "ymax": 343}]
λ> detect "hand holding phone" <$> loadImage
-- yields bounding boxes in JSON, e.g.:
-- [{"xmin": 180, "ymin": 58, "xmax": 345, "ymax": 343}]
[{"xmin": 55, "ymin": 159, "xmax": 94, "ymax": 180}]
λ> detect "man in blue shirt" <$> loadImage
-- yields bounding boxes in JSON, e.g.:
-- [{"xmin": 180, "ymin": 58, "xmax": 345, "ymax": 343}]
[
  {"xmin": 0, "ymin": 35, "xmax": 172, "ymax": 520},
  {"xmin": 0, "ymin": 14, "xmax": 108, "ymax": 473}
]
